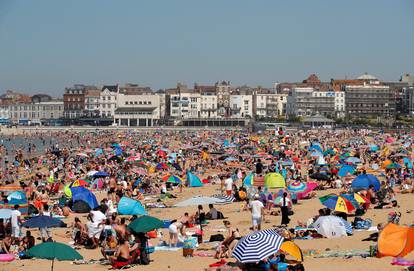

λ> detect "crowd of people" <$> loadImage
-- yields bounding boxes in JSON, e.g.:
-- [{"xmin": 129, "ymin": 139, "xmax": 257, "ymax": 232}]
[{"xmin": 0, "ymin": 128, "xmax": 412, "ymax": 270}]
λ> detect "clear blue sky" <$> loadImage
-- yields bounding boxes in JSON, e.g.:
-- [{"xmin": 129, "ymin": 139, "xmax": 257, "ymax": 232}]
[{"xmin": 0, "ymin": 0, "xmax": 413, "ymax": 96}]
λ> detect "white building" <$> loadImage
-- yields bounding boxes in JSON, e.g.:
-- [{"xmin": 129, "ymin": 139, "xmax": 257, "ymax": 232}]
[
  {"xmin": 0, "ymin": 105, "xmax": 10, "ymax": 119},
  {"xmin": 200, "ymin": 89, "xmax": 218, "ymax": 118},
  {"xmin": 169, "ymin": 91, "xmax": 201, "ymax": 119},
  {"xmin": 254, "ymin": 91, "xmax": 287, "ymax": 118},
  {"xmin": 229, "ymin": 94, "xmax": 253, "ymax": 118},
  {"xmin": 287, "ymin": 87, "xmax": 344, "ymax": 118},
  {"xmin": 114, "ymin": 92, "xmax": 162, "ymax": 126},
  {"xmin": 99, "ymin": 85, "xmax": 118, "ymax": 118},
  {"xmin": 8, "ymin": 100, "xmax": 64, "ymax": 122},
  {"xmin": 84, "ymin": 89, "xmax": 101, "ymax": 117}
]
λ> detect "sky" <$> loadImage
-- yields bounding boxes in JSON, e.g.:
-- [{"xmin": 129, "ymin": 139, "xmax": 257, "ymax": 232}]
[{"xmin": 0, "ymin": 0, "xmax": 413, "ymax": 96}]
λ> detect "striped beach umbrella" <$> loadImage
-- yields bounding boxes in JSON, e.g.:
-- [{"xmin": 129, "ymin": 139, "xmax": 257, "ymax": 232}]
[
  {"xmin": 287, "ymin": 181, "xmax": 307, "ymax": 193},
  {"xmin": 232, "ymin": 229, "xmax": 284, "ymax": 263}
]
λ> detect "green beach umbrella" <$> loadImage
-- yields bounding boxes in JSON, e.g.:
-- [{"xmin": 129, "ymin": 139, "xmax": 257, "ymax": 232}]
[
  {"xmin": 27, "ymin": 242, "xmax": 83, "ymax": 271},
  {"xmin": 128, "ymin": 215, "xmax": 164, "ymax": 233}
]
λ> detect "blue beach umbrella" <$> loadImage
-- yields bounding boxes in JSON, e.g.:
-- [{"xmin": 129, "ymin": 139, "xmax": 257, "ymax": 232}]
[
  {"xmin": 345, "ymin": 157, "xmax": 361, "ymax": 164},
  {"xmin": 351, "ymin": 174, "xmax": 380, "ymax": 191},
  {"xmin": 23, "ymin": 215, "xmax": 64, "ymax": 228},
  {"xmin": 338, "ymin": 165, "xmax": 355, "ymax": 177}
]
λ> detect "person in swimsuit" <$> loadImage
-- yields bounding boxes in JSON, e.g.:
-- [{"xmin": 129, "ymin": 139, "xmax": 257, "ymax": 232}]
[{"xmin": 109, "ymin": 239, "xmax": 131, "ymax": 264}]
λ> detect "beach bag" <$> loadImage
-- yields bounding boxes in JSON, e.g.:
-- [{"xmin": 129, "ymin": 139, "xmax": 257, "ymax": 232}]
[
  {"xmin": 140, "ymin": 249, "xmax": 150, "ymax": 265},
  {"xmin": 209, "ymin": 234, "xmax": 224, "ymax": 242}
]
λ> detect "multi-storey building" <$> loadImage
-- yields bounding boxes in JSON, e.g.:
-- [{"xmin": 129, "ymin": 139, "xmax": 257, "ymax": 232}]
[
  {"xmin": 345, "ymin": 81, "xmax": 395, "ymax": 118},
  {"xmin": 215, "ymin": 81, "xmax": 231, "ymax": 117},
  {"xmin": 99, "ymin": 85, "xmax": 118, "ymax": 118},
  {"xmin": 114, "ymin": 92, "xmax": 162, "ymax": 126},
  {"xmin": 63, "ymin": 84, "xmax": 87, "ymax": 119},
  {"xmin": 8, "ymin": 99, "xmax": 63, "ymax": 122},
  {"xmin": 229, "ymin": 94, "xmax": 253, "ymax": 118},
  {"xmin": 287, "ymin": 87, "xmax": 345, "ymax": 118},
  {"xmin": 253, "ymin": 88, "xmax": 287, "ymax": 119},
  {"xmin": 168, "ymin": 84, "xmax": 201, "ymax": 119},
  {"xmin": 84, "ymin": 88, "xmax": 101, "ymax": 117},
  {"xmin": 199, "ymin": 87, "xmax": 218, "ymax": 119}
]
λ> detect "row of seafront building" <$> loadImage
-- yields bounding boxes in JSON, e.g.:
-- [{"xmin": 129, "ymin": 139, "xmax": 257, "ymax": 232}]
[{"xmin": 0, "ymin": 73, "xmax": 413, "ymax": 126}]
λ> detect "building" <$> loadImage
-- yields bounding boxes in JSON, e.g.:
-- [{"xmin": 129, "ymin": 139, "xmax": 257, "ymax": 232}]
[
  {"xmin": 168, "ymin": 84, "xmax": 201, "ymax": 119},
  {"xmin": 0, "ymin": 90, "xmax": 31, "ymax": 106},
  {"xmin": 277, "ymin": 74, "xmax": 330, "ymax": 94},
  {"xmin": 229, "ymin": 94, "xmax": 253, "ymax": 118},
  {"xmin": 215, "ymin": 81, "xmax": 231, "ymax": 117},
  {"xmin": 84, "ymin": 88, "xmax": 101, "ymax": 117},
  {"xmin": 198, "ymin": 86, "xmax": 218, "ymax": 119},
  {"xmin": 63, "ymin": 84, "xmax": 87, "ymax": 119},
  {"xmin": 253, "ymin": 88, "xmax": 287, "ymax": 119},
  {"xmin": 345, "ymin": 81, "xmax": 395, "ymax": 119},
  {"xmin": 286, "ymin": 87, "xmax": 344, "ymax": 118},
  {"xmin": 0, "ymin": 105, "xmax": 10, "ymax": 119},
  {"xmin": 114, "ymin": 92, "xmax": 162, "ymax": 126},
  {"xmin": 8, "ymin": 100, "xmax": 63, "ymax": 122},
  {"xmin": 99, "ymin": 85, "xmax": 118, "ymax": 118}
]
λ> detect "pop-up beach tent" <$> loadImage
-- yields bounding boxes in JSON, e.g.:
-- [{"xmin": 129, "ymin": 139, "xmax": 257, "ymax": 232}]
[
  {"xmin": 118, "ymin": 197, "xmax": 147, "ymax": 215},
  {"xmin": 377, "ymin": 223, "xmax": 414, "ymax": 258},
  {"xmin": 186, "ymin": 171, "xmax": 203, "ymax": 187},
  {"xmin": 70, "ymin": 186, "xmax": 99, "ymax": 212}
]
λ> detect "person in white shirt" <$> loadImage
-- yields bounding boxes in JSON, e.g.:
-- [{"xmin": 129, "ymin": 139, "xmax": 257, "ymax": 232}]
[
  {"xmin": 40, "ymin": 204, "xmax": 52, "ymax": 242},
  {"xmin": 249, "ymin": 194, "xmax": 264, "ymax": 231},
  {"xmin": 11, "ymin": 204, "xmax": 22, "ymax": 240},
  {"xmin": 224, "ymin": 176, "xmax": 233, "ymax": 196}
]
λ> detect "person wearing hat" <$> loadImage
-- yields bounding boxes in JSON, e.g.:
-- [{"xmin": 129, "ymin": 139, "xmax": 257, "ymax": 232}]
[{"xmin": 249, "ymin": 194, "xmax": 264, "ymax": 231}]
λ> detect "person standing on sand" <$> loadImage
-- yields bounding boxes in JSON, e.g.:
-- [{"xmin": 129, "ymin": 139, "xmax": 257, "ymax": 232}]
[{"xmin": 249, "ymin": 194, "xmax": 264, "ymax": 231}]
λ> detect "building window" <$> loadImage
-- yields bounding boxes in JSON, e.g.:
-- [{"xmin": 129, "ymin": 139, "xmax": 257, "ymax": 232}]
[{"xmin": 148, "ymin": 101, "xmax": 152, "ymax": 105}]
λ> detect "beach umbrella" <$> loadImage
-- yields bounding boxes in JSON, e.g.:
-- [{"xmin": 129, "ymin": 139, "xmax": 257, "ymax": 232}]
[
  {"xmin": 264, "ymin": 173, "xmax": 285, "ymax": 188},
  {"xmin": 319, "ymin": 194, "xmax": 355, "ymax": 214},
  {"xmin": 351, "ymin": 174, "xmax": 380, "ymax": 191},
  {"xmin": 86, "ymin": 170, "xmax": 98, "ymax": 176},
  {"xmin": 69, "ymin": 179, "xmax": 89, "ymax": 188},
  {"xmin": 22, "ymin": 215, "xmax": 64, "ymax": 228},
  {"xmin": 0, "ymin": 209, "xmax": 12, "ymax": 219},
  {"xmin": 127, "ymin": 215, "xmax": 164, "ymax": 233},
  {"xmin": 381, "ymin": 160, "xmax": 392, "ymax": 169},
  {"xmin": 386, "ymin": 163, "xmax": 402, "ymax": 169},
  {"xmin": 27, "ymin": 241, "xmax": 83, "ymax": 271},
  {"xmin": 338, "ymin": 165, "xmax": 355, "ymax": 177},
  {"xmin": 232, "ymin": 229, "xmax": 284, "ymax": 263},
  {"xmin": 7, "ymin": 191, "xmax": 26, "ymax": 201},
  {"xmin": 368, "ymin": 145, "xmax": 379, "ymax": 152},
  {"xmin": 345, "ymin": 157, "xmax": 361, "ymax": 164},
  {"xmin": 164, "ymin": 175, "xmax": 183, "ymax": 184},
  {"xmin": 93, "ymin": 171, "xmax": 109, "ymax": 178},
  {"xmin": 126, "ymin": 156, "xmax": 141, "ymax": 162},
  {"xmin": 280, "ymin": 241, "xmax": 303, "ymax": 262},
  {"xmin": 312, "ymin": 216, "xmax": 348, "ymax": 238},
  {"xmin": 309, "ymin": 145, "xmax": 323, "ymax": 154},
  {"xmin": 287, "ymin": 181, "xmax": 307, "ymax": 193}
]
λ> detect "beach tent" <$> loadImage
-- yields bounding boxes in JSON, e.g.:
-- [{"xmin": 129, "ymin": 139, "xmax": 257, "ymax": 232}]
[
  {"xmin": 118, "ymin": 197, "xmax": 147, "ymax": 215},
  {"xmin": 72, "ymin": 200, "xmax": 91, "ymax": 213},
  {"xmin": 7, "ymin": 191, "xmax": 26, "ymax": 202},
  {"xmin": 243, "ymin": 173, "xmax": 254, "ymax": 186},
  {"xmin": 264, "ymin": 173, "xmax": 285, "ymax": 188},
  {"xmin": 70, "ymin": 187, "xmax": 98, "ymax": 210},
  {"xmin": 280, "ymin": 241, "xmax": 303, "ymax": 262},
  {"xmin": 0, "ymin": 189, "xmax": 28, "ymax": 216},
  {"xmin": 186, "ymin": 171, "xmax": 203, "ymax": 187},
  {"xmin": 377, "ymin": 223, "xmax": 414, "ymax": 258},
  {"xmin": 174, "ymin": 196, "xmax": 231, "ymax": 207}
]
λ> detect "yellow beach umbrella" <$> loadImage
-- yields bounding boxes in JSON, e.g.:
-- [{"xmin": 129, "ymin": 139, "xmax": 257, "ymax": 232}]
[{"xmin": 280, "ymin": 241, "xmax": 303, "ymax": 262}]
